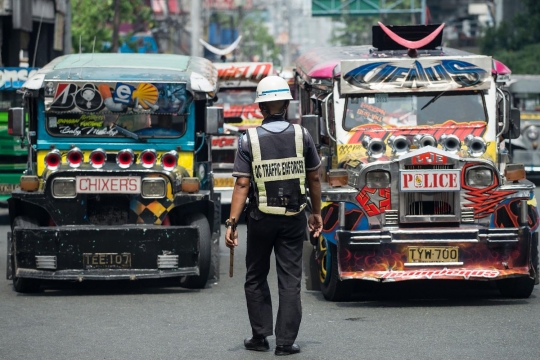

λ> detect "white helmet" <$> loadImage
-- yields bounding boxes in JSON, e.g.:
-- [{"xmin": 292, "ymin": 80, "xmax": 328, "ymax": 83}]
[{"xmin": 255, "ymin": 76, "xmax": 293, "ymax": 103}]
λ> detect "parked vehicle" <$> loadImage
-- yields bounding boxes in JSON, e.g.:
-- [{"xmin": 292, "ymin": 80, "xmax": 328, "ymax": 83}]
[
  {"xmin": 295, "ymin": 23, "xmax": 538, "ymax": 300},
  {"xmin": 6, "ymin": 53, "xmax": 222, "ymax": 292},
  {"xmin": 211, "ymin": 62, "xmax": 272, "ymax": 204},
  {"xmin": 506, "ymin": 75, "xmax": 540, "ymax": 178},
  {"xmin": 0, "ymin": 67, "xmax": 38, "ymax": 205}
]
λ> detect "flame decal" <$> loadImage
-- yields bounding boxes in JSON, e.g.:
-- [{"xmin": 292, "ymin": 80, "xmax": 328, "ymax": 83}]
[
  {"xmin": 347, "ymin": 120, "xmax": 486, "ymax": 144},
  {"xmin": 461, "ymin": 163, "xmax": 516, "ymax": 218}
]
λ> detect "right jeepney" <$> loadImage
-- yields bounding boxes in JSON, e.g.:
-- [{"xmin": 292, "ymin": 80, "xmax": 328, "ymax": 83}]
[{"xmin": 296, "ymin": 24, "xmax": 539, "ymax": 301}]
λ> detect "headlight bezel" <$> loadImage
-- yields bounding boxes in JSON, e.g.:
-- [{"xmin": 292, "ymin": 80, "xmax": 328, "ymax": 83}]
[
  {"xmin": 526, "ymin": 126, "xmax": 539, "ymax": 141},
  {"xmin": 51, "ymin": 177, "xmax": 77, "ymax": 198},
  {"xmin": 365, "ymin": 170, "xmax": 391, "ymax": 188},
  {"xmin": 141, "ymin": 178, "xmax": 167, "ymax": 198},
  {"xmin": 465, "ymin": 166, "xmax": 494, "ymax": 188}
]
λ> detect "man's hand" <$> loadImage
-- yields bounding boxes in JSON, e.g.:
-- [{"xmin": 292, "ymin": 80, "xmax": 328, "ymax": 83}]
[
  {"xmin": 225, "ymin": 226, "xmax": 238, "ymax": 249},
  {"xmin": 308, "ymin": 214, "xmax": 323, "ymax": 238}
]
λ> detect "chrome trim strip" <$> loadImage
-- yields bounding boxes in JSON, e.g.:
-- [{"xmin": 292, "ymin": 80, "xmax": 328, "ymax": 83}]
[
  {"xmin": 350, "ymin": 241, "xmax": 383, "ymax": 245},
  {"xmin": 35, "ymin": 256, "xmax": 57, "ymax": 270},
  {"xmin": 157, "ymin": 255, "xmax": 179, "ymax": 269},
  {"xmin": 392, "ymin": 239, "xmax": 479, "ymax": 243},
  {"xmin": 486, "ymin": 239, "xmax": 519, "ymax": 243},
  {"xmin": 404, "ymin": 262, "xmax": 463, "ymax": 266},
  {"xmin": 350, "ymin": 235, "xmax": 392, "ymax": 240}
]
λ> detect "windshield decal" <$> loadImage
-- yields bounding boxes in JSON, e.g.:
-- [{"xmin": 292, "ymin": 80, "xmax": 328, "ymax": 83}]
[{"xmin": 46, "ymin": 82, "xmax": 191, "ymax": 114}]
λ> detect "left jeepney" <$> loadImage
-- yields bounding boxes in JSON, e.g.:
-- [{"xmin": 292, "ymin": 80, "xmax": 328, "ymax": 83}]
[{"xmin": 6, "ymin": 53, "xmax": 222, "ymax": 292}]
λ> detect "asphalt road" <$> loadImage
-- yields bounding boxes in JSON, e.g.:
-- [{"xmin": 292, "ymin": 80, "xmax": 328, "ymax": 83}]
[{"xmin": 0, "ymin": 208, "xmax": 539, "ymax": 360}]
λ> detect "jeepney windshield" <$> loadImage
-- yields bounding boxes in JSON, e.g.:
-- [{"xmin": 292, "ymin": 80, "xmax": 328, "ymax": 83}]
[
  {"xmin": 46, "ymin": 113, "xmax": 186, "ymax": 138},
  {"xmin": 215, "ymin": 89, "xmax": 256, "ymax": 105},
  {"xmin": 344, "ymin": 91, "xmax": 486, "ymax": 130}
]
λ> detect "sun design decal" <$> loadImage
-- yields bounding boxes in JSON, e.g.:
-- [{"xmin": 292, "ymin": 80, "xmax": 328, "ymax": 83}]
[{"xmin": 356, "ymin": 187, "xmax": 391, "ymax": 216}]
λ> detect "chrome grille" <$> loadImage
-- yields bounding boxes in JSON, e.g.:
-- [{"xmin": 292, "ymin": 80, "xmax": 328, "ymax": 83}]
[
  {"xmin": 405, "ymin": 165, "xmax": 454, "ymax": 170},
  {"xmin": 405, "ymin": 192, "xmax": 455, "ymax": 215}
]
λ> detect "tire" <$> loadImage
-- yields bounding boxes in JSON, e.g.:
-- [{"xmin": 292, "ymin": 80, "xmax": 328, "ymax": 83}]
[
  {"xmin": 11, "ymin": 216, "xmax": 41, "ymax": 293},
  {"xmin": 303, "ymin": 242, "xmax": 320, "ymax": 291},
  {"xmin": 532, "ymin": 232, "xmax": 539, "ymax": 285},
  {"xmin": 180, "ymin": 213, "xmax": 212, "ymax": 289},
  {"xmin": 319, "ymin": 240, "xmax": 350, "ymax": 301},
  {"xmin": 496, "ymin": 232, "xmax": 538, "ymax": 298}
]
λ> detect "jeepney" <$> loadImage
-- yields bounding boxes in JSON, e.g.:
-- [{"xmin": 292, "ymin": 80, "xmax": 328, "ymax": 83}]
[
  {"xmin": 211, "ymin": 62, "xmax": 272, "ymax": 204},
  {"xmin": 6, "ymin": 54, "xmax": 222, "ymax": 292},
  {"xmin": 0, "ymin": 67, "xmax": 38, "ymax": 204},
  {"xmin": 507, "ymin": 75, "xmax": 540, "ymax": 178},
  {"xmin": 295, "ymin": 23, "xmax": 538, "ymax": 300}
]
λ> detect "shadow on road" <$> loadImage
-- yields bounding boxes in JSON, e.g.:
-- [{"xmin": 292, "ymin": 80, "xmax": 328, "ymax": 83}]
[
  {"xmin": 10, "ymin": 278, "xmax": 213, "ymax": 297},
  {"xmin": 305, "ymin": 280, "xmax": 534, "ymax": 306}
]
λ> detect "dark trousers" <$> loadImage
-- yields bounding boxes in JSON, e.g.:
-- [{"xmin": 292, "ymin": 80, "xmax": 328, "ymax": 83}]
[{"xmin": 245, "ymin": 213, "xmax": 305, "ymax": 346}]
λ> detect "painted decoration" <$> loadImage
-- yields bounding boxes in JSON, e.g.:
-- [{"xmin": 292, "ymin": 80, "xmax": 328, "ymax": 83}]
[
  {"xmin": 46, "ymin": 81, "xmax": 191, "ymax": 114},
  {"xmin": 0, "ymin": 67, "xmax": 39, "ymax": 90},
  {"xmin": 340, "ymin": 56, "xmax": 493, "ymax": 94}
]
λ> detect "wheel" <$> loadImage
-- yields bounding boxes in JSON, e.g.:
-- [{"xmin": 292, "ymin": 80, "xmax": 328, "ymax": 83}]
[
  {"xmin": 11, "ymin": 216, "xmax": 41, "ymax": 293},
  {"xmin": 179, "ymin": 213, "xmax": 212, "ymax": 289},
  {"xmin": 303, "ymin": 242, "xmax": 320, "ymax": 291},
  {"xmin": 496, "ymin": 277, "xmax": 535, "ymax": 298},
  {"xmin": 532, "ymin": 232, "xmax": 539, "ymax": 285},
  {"xmin": 319, "ymin": 238, "xmax": 350, "ymax": 301},
  {"xmin": 496, "ymin": 232, "xmax": 538, "ymax": 298}
]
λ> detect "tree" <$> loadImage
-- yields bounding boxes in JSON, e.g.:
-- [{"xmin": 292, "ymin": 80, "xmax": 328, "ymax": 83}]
[
  {"xmin": 480, "ymin": 0, "xmax": 540, "ymax": 74},
  {"xmin": 330, "ymin": 1, "xmax": 418, "ymax": 46},
  {"xmin": 71, "ymin": 0, "xmax": 153, "ymax": 53}
]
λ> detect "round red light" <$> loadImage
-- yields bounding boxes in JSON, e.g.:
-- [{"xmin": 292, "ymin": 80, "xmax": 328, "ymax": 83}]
[
  {"xmin": 162, "ymin": 154, "xmax": 176, "ymax": 168},
  {"xmin": 116, "ymin": 149, "xmax": 134, "ymax": 169},
  {"xmin": 91, "ymin": 152, "xmax": 105, "ymax": 165},
  {"xmin": 46, "ymin": 153, "xmax": 61, "ymax": 168},
  {"xmin": 67, "ymin": 149, "xmax": 83, "ymax": 167},
  {"xmin": 141, "ymin": 150, "xmax": 157, "ymax": 167}
]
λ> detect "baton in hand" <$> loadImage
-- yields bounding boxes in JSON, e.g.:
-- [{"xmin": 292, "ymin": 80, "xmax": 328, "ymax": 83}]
[{"xmin": 229, "ymin": 217, "xmax": 237, "ymax": 277}]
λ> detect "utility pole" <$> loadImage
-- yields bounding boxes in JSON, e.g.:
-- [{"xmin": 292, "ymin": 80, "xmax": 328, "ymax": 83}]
[
  {"xmin": 191, "ymin": 0, "xmax": 202, "ymax": 57},
  {"xmin": 111, "ymin": 0, "xmax": 121, "ymax": 53}
]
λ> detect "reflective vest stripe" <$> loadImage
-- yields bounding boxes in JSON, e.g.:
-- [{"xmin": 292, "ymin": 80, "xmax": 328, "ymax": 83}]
[{"xmin": 248, "ymin": 124, "xmax": 306, "ymax": 216}]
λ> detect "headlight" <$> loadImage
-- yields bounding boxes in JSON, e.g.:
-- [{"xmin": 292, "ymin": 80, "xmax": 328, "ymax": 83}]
[
  {"xmin": 198, "ymin": 164, "xmax": 206, "ymax": 179},
  {"xmin": 526, "ymin": 126, "xmax": 539, "ymax": 140},
  {"xmin": 52, "ymin": 178, "xmax": 76, "ymax": 198},
  {"xmin": 142, "ymin": 178, "xmax": 166, "ymax": 198},
  {"xmin": 466, "ymin": 167, "xmax": 493, "ymax": 187},
  {"xmin": 366, "ymin": 171, "xmax": 390, "ymax": 188}
]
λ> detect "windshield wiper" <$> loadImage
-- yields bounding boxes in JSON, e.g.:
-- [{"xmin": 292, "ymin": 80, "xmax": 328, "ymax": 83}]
[
  {"xmin": 111, "ymin": 125, "xmax": 146, "ymax": 142},
  {"xmin": 420, "ymin": 91, "xmax": 447, "ymax": 111}
]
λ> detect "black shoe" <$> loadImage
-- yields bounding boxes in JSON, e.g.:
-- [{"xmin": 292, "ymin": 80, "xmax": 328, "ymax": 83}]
[
  {"xmin": 275, "ymin": 343, "xmax": 300, "ymax": 356},
  {"xmin": 244, "ymin": 336, "xmax": 270, "ymax": 352}
]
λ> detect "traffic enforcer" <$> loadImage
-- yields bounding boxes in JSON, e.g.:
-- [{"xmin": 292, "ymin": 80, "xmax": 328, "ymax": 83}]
[
  {"xmin": 296, "ymin": 24, "xmax": 539, "ymax": 300},
  {"xmin": 6, "ymin": 54, "xmax": 223, "ymax": 292}
]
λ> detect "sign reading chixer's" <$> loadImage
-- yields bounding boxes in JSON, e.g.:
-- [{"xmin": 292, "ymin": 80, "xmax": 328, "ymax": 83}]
[{"xmin": 248, "ymin": 124, "xmax": 306, "ymax": 215}]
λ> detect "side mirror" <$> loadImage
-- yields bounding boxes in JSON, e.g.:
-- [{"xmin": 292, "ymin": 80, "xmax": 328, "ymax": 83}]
[
  {"xmin": 503, "ymin": 108, "xmax": 521, "ymax": 140},
  {"xmin": 8, "ymin": 107, "xmax": 25, "ymax": 137},
  {"xmin": 287, "ymin": 100, "xmax": 300, "ymax": 123},
  {"xmin": 301, "ymin": 114, "xmax": 320, "ymax": 146},
  {"xmin": 205, "ymin": 106, "xmax": 224, "ymax": 135}
]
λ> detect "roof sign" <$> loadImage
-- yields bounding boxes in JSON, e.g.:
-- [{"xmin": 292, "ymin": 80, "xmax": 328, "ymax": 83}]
[
  {"xmin": 214, "ymin": 62, "xmax": 273, "ymax": 86},
  {"xmin": 341, "ymin": 56, "xmax": 492, "ymax": 94}
]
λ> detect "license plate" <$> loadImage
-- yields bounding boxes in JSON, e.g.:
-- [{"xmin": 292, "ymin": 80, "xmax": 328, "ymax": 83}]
[
  {"xmin": 83, "ymin": 253, "xmax": 131, "ymax": 269},
  {"xmin": 400, "ymin": 170, "xmax": 461, "ymax": 191},
  {"xmin": 76, "ymin": 176, "xmax": 140, "ymax": 194},
  {"xmin": 214, "ymin": 177, "xmax": 234, "ymax": 188},
  {"xmin": 408, "ymin": 247, "xmax": 459, "ymax": 263},
  {"xmin": 0, "ymin": 183, "xmax": 18, "ymax": 194}
]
